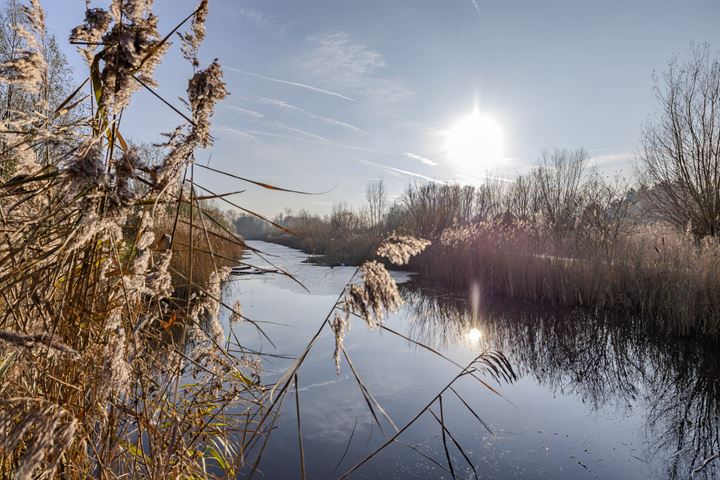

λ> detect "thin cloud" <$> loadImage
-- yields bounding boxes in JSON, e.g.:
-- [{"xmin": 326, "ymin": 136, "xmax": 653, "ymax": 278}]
[
  {"xmin": 404, "ymin": 151, "xmax": 438, "ymax": 166},
  {"xmin": 257, "ymin": 96, "xmax": 364, "ymax": 133},
  {"xmin": 214, "ymin": 126, "xmax": 260, "ymax": 142},
  {"xmin": 297, "ymin": 32, "xmax": 413, "ymax": 104},
  {"xmin": 225, "ymin": 67, "xmax": 358, "ymax": 102},
  {"xmin": 359, "ymin": 159, "xmax": 445, "ymax": 184},
  {"xmin": 236, "ymin": 8, "xmax": 267, "ymax": 27},
  {"xmin": 224, "ymin": 105, "xmax": 264, "ymax": 119},
  {"xmin": 233, "ymin": 7, "xmax": 296, "ymax": 34},
  {"xmin": 468, "ymin": 0, "xmax": 481, "ymax": 17}
]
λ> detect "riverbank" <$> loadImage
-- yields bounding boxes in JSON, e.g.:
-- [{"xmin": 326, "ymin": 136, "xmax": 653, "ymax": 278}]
[{"xmin": 251, "ymin": 221, "xmax": 720, "ymax": 338}]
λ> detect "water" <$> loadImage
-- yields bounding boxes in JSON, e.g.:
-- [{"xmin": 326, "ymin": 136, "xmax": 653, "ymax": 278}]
[{"xmin": 221, "ymin": 241, "xmax": 720, "ymax": 479}]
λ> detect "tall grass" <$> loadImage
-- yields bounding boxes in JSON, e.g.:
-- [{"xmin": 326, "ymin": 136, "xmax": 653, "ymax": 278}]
[
  {"xmin": 416, "ymin": 220, "xmax": 720, "ymax": 336},
  {"xmin": 0, "ymin": 3, "xmax": 514, "ymax": 478},
  {"xmin": 152, "ymin": 199, "xmax": 243, "ymax": 290},
  {"xmin": 0, "ymin": 1, "xmax": 260, "ymax": 476}
]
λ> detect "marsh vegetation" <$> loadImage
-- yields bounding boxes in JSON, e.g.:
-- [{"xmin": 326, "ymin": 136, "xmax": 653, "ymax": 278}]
[
  {"xmin": 0, "ymin": 0, "xmax": 718, "ymax": 479},
  {"xmin": 0, "ymin": 2, "xmax": 509, "ymax": 478}
]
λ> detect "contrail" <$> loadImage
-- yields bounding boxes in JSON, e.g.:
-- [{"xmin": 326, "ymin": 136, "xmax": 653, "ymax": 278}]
[
  {"xmin": 257, "ymin": 96, "xmax": 364, "ymax": 133},
  {"xmin": 214, "ymin": 126, "xmax": 260, "ymax": 142},
  {"xmin": 359, "ymin": 159, "xmax": 446, "ymax": 184},
  {"xmin": 221, "ymin": 107, "xmax": 335, "ymax": 143},
  {"xmin": 281, "ymin": 125, "xmax": 331, "ymax": 143},
  {"xmin": 224, "ymin": 105, "xmax": 264, "ymax": 119},
  {"xmin": 217, "ymin": 125, "xmax": 441, "ymax": 173},
  {"xmin": 230, "ymin": 128, "xmax": 406, "ymax": 158},
  {"xmin": 469, "ymin": 0, "xmax": 481, "ymax": 17},
  {"xmin": 404, "ymin": 151, "xmax": 438, "ymax": 166},
  {"xmin": 226, "ymin": 67, "xmax": 358, "ymax": 102}
]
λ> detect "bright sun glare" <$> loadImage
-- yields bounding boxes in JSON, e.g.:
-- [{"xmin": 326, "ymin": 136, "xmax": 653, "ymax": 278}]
[
  {"xmin": 466, "ymin": 328, "xmax": 482, "ymax": 344},
  {"xmin": 446, "ymin": 111, "xmax": 504, "ymax": 174}
]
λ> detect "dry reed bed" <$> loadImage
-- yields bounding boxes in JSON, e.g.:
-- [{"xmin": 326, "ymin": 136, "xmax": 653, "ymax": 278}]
[
  {"xmin": 0, "ymin": 1, "xmax": 260, "ymax": 477},
  {"xmin": 0, "ymin": 2, "xmax": 511, "ymax": 478},
  {"xmin": 415, "ymin": 221, "xmax": 720, "ymax": 336},
  {"xmin": 151, "ymin": 206, "xmax": 244, "ymax": 289}
]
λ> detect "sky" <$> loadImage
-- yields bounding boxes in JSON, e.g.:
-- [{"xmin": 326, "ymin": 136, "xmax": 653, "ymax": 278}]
[{"xmin": 42, "ymin": 0, "xmax": 720, "ymax": 215}]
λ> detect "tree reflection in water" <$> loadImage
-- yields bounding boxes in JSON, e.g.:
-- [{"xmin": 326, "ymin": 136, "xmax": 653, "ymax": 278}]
[{"xmin": 401, "ymin": 283, "xmax": 720, "ymax": 479}]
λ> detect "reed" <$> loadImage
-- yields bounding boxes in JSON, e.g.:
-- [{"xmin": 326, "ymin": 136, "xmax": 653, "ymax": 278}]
[
  {"xmin": 415, "ymin": 220, "xmax": 720, "ymax": 336},
  {"xmin": 0, "ymin": 1, "xmax": 258, "ymax": 476},
  {"xmin": 0, "ymin": 3, "xmax": 512, "ymax": 478},
  {"xmin": 153, "ymin": 201, "xmax": 244, "ymax": 292}
]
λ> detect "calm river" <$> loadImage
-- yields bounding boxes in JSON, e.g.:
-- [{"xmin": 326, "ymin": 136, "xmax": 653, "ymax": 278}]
[{"xmin": 221, "ymin": 241, "xmax": 719, "ymax": 479}]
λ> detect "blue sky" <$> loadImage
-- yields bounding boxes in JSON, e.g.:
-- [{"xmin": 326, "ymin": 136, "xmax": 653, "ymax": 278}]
[{"xmin": 43, "ymin": 0, "xmax": 720, "ymax": 215}]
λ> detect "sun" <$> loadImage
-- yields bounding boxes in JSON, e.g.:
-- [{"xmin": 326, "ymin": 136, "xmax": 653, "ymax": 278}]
[{"xmin": 445, "ymin": 111, "xmax": 504, "ymax": 174}]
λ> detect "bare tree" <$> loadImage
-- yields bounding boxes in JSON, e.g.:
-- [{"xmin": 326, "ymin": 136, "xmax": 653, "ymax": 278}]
[
  {"xmin": 475, "ymin": 176, "xmax": 506, "ymax": 220},
  {"xmin": 532, "ymin": 147, "xmax": 589, "ymax": 233},
  {"xmin": 458, "ymin": 184, "xmax": 475, "ymax": 223},
  {"xmin": 365, "ymin": 179, "xmax": 388, "ymax": 231},
  {"xmin": 578, "ymin": 173, "xmax": 635, "ymax": 257},
  {"xmin": 639, "ymin": 45, "xmax": 720, "ymax": 237},
  {"xmin": 504, "ymin": 174, "xmax": 538, "ymax": 220}
]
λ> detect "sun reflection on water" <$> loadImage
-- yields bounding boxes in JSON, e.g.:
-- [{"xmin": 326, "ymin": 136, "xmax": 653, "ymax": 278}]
[{"xmin": 466, "ymin": 327, "xmax": 482, "ymax": 344}]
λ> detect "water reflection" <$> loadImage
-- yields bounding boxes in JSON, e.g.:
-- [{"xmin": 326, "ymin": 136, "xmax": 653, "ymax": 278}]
[
  {"xmin": 466, "ymin": 327, "xmax": 482, "ymax": 344},
  {"xmin": 401, "ymin": 283, "xmax": 720, "ymax": 479}
]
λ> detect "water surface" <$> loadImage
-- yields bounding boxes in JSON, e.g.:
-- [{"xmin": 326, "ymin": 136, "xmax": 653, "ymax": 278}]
[{"xmin": 221, "ymin": 241, "xmax": 719, "ymax": 479}]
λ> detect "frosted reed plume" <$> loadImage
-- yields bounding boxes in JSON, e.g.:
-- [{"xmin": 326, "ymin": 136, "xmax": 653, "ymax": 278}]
[
  {"xmin": 0, "ymin": 0, "xmax": 46, "ymax": 94},
  {"xmin": 187, "ymin": 60, "xmax": 228, "ymax": 147},
  {"xmin": 94, "ymin": 0, "xmax": 167, "ymax": 114},
  {"xmin": 229, "ymin": 298, "xmax": 243, "ymax": 322},
  {"xmin": 376, "ymin": 234, "xmax": 431, "ymax": 265},
  {"xmin": 0, "ymin": 401, "xmax": 77, "ymax": 480},
  {"xmin": 180, "ymin": 0, "xmax": 208, "ymax": 67},
  {"xmin": 69, "ymin": 8, "xmax": 112, "ymax": 64},
  {"xmin": 345, "ymin": 260, "xmax": 402, "ymax": 329},
  {"xmin": 332, "ymin": 235, "xmax": 428, "ymax": 371},
  {"xmin": 0, "ymin": 0, "xmax": 254, "ymax": 477},
  {"xmin": 330, "ymin": 312, "xmax": 349, "ymax": 373}
]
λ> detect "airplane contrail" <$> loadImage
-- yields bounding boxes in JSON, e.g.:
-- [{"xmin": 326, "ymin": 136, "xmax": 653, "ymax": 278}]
[
  {"xmin": 404, "ymin": 152, "xmax": 438, "ymax": 167},
  {"xmin": 469, "ymin": 0, "xmax": 481, "ymax": 17},
  {"xmin": 226, "ymin": 67, "xmax": 358, "ymax": 102},
  {"xmin": 257, "ymin": 96, "xmax": 364, "ymax": 133},
  {"xmin": 217, "ymin": 125, "xmax": 441, "ymax": 175},
  {"xmin": 224, "ymin": 105, "xmax": 264, "ymax": 119},
  {"xmin": 359, "ymin": 159, "xmax": 445, "ymax": 184},
  {"xmin": 214, "ymin": 126, "xmax": 260, "ymax": 142}
]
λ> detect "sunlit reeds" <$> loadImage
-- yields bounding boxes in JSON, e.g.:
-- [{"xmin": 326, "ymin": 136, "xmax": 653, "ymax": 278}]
[
  {"xmin": 0, "ymin": 0, "xmax": 255, "ymax": 476},
  {"xmin": 417, "ymin": 220, "xmax": 720, "ymax": 336},
  {"xmin": 0, "ymin": 2, "xmax": 516, "ymax": 478}
]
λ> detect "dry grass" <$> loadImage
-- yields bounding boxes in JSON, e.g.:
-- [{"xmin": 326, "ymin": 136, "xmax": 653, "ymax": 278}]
[
  {"xmin": 0, "ymin": 1, "xmax": 259, "ymax": 477},
  {"xmin": 416, "ymin": 220, "xmax": 720, "ymax": 336},
  {"xmin": 0, "ymin": 4, "xmax": 506, "ymax": 479},
  {"xmin": 152, "ymin": 203, "xmax": 244, "ymax": 291}
]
